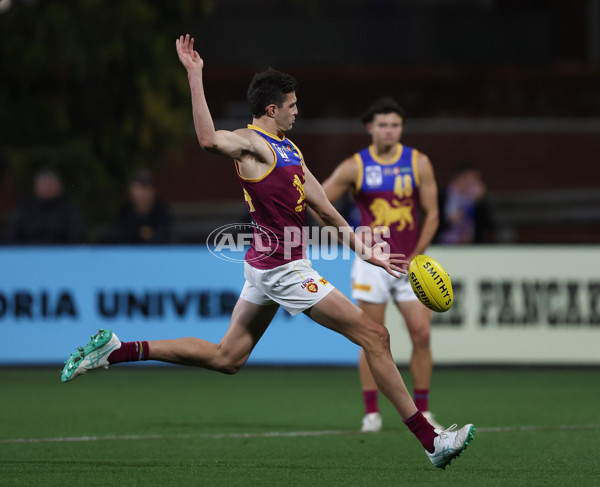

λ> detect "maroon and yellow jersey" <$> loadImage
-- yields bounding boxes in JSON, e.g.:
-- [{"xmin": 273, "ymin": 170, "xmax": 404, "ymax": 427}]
[
  {"xmin": 353, "ymin": 144, "xmax": 421, "ymax": 255},
  {"xmin": 236, "ymin": 125, "xmax": 306, "ymax": 269}
]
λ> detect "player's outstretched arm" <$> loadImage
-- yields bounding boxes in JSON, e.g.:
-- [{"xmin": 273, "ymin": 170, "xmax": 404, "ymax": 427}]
[
  {"xmin": 304, "ymin": 166, "xmax": 406, "ymax": 277},
  {"xmin": 409, "ymin": 153, "xmax": 439, "ymax": 263},
  {"xmin": 176, "ymin": 34, "xmax": 254, "ymax": 160},
  {"xmin": 320, "ymin": 157, "xmax": 358, "ymax": 203},
  {"xmin": 309, "ymin": 157, "xmax": 357, "ymax": 226}
]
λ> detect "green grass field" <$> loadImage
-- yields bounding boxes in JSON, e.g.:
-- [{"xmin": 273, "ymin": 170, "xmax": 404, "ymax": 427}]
[{"xmin": 1, "ymin": 366, "xmax": 599, "ymax": 486}]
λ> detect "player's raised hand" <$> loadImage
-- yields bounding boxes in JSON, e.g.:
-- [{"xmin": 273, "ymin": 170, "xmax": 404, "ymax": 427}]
[
  {"xmin": 365, "ymin": 242, "xmax": 408, "ymax": 278},
  {"xmin": 176, "ymin": 34, "xmax": 204, "ymax": 72}
]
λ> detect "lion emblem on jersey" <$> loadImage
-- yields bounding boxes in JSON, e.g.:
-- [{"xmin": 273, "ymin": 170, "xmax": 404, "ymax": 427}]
[
  {"xmin": 369, "ymin": 198, "xmax": 414, "ymax": 231},
  {"xmin": 293, "ymin": 174, "xmax": 306, "ymax": 212}
]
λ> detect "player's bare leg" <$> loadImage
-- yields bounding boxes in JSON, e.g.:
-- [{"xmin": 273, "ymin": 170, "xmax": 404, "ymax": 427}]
[
  {"xmin": 306, "ymin": 289, "xmax": 474, "ymax": 467},
  {"xmin": 357, "ymin": 301, "xmax": 432, "ymax": 395},
  {"xmin": 396, "ymin": 300, "xmax": 442, "ymax": 428},
  {"xmin": 306, "ymin": 289, "xmax": 417, "ymax": 419},
  {"xmin": 357, "ymin": 301, "xmax": 386, "ymax": 390},
  {"xmin": 397, "ymin": 300, "xmax": 432, "ymax": 390},
  {"xmin": 62, "ymin": 299, "xmax": 279, "ymax": 382},
  {"xmin": 148, "ymin": 299, "xmax": 279, "ymax": 373},
  {"xmin": 356, "ymin": 300, "xmax": 386, "ymax": 431}
]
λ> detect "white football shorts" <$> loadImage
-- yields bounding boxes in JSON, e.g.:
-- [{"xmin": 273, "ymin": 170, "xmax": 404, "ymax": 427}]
[
  {"xmin": 351, "ymin": 257, "xmax": 417, "ymax": 304},
  {"xmin": 240, "ymin": 259, "xmax": 336, "ymax": 316}
]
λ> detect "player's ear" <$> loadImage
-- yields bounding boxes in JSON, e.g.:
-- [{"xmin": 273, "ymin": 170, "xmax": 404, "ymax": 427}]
[
  {"xmin": 365, "ymin": 122, "xmax": 373, "ymax": 135},
  {"xmin": 265, "ymin": 104, "xmax": 277, "ymax": 118}
]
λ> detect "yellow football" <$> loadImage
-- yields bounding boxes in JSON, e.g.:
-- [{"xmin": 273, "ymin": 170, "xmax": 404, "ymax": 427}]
[{"xmin": 408, "ymin": 255, "xmax": 453, "ymax": 312}]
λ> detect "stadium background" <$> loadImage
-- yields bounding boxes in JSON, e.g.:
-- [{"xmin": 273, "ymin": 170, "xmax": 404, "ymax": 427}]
[{"xmin": 1, "ymin": 2, "xmax": 600, "ymax": 485}]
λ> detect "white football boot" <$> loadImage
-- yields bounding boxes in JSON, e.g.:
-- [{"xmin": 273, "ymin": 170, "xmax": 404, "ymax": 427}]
[
  {"xmin": 361, "ymin": 412, "xmax": 382, "ymax": 432},
  {"xmin": 426, "ymin": 423, "xmax": 475, "ymax": 469}
]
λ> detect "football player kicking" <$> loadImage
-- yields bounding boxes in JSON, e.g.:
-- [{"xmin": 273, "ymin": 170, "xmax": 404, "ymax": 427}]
[{"xmin": 61, "ymin": 34, "xmax": 474, "ymax": 469}]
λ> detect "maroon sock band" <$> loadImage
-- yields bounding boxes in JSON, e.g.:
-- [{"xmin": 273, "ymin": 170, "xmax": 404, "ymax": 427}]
[
  {"xmin": 363, "ymin": 390, "xmax": 379, "ymax": 414},
  {"xmin": 108, "ymin": 341, "xmax": 150, "ymax": 364},
  {"xmin": 403, "ymin": 410, "xmax": 437, "ymax": 453},
  {"xmin": 414, "ymin": 388, "xmax": 430, "ymax": 412}
]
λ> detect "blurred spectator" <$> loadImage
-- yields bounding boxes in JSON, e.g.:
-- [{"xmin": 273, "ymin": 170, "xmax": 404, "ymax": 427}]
[
  {"xmin": 4, "ymin": 168, "xmax": 86, "ymax": 244},
  {"xmin": 103, "ymin": 169, "xmax": 172, "ymax": 244},
  {"xmin": 435, "ymin": 165, "xmax": 494, "ymax": 244}
]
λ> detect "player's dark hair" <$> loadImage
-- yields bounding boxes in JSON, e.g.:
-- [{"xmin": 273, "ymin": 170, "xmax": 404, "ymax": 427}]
[
  {"xmin": 247, "ymin": 68, "xmax": 298, "ymax": 117},
  {"xmin": 361, "ymin": 97, "xmax": 406, "ymax": 125}
]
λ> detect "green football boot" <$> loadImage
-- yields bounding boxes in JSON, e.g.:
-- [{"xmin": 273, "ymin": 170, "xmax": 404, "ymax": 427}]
[{"xmin": 61, "ymin": 329, "xmax": 121, "ymax": 383}]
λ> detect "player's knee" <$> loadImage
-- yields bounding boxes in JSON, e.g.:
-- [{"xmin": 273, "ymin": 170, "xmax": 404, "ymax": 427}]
[
  {"xmin": 219, "ymin": 355, "xmax": 248, "ymax": 375},
  {"xmin": 219, "ymin": 363, "xmax": 242, "ymax": 375},
  {"xmin": 362, "ymin": 321, "xmax": 391, "ymax": 354},
  {"xmin": 214, "ymin": 359, "xmax": 243, "ymax": 375},
  {"xmin": 412, "ymin": 325, "xmax": 431, "ymax": 348},
  {"xmin": 212, "ymin": 349, "xmax": 248, "ymax": 375}
]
